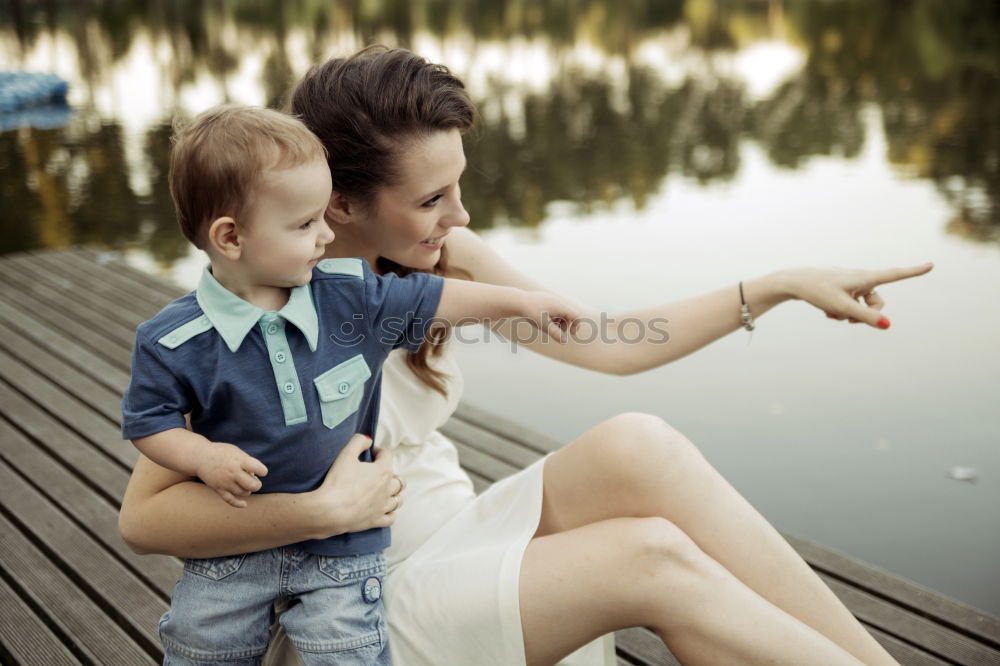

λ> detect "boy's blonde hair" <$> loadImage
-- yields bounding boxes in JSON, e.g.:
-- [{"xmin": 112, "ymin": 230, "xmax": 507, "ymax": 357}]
[{"xmin": 169, "ymin": 105, "xmax": 328, "ymax": 249}]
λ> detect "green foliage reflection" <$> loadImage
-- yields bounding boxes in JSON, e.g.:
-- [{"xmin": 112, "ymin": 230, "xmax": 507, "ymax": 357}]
[{"xmin": 1, "ymin": 0, "xmax": 997, "ymax": 257}]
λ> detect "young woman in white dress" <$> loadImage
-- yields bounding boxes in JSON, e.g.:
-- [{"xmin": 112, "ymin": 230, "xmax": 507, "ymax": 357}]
[{"xmin": 119, "ymin": 46, "xmax": 932, "ymax": 666}]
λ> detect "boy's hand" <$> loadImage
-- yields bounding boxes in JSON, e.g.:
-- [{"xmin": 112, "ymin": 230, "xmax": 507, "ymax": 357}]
[
  {"xmin": 520, "ymin": 291, "xmax": 582, "ymax": 343},
  {"xmin": 195, "ymin": 442, "xmax": 269, "ymax": 508}
]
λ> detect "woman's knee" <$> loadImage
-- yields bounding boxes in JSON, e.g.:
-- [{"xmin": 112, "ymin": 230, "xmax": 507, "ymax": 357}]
[
  {"xmin": 595, "ymin": 412, "xmax": 706, "ymax": 477},
  {"xmin": 606, "ymin": 517, "xmax": 725, "ymax": 625},
  {"xmin": 621, "ymin": 517, "xmax": 711, "ymax": 573}
]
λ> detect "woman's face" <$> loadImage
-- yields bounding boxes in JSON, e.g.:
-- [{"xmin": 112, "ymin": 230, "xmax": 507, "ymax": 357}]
[{"xmin": 357, "ymin": 129, "xmax": 471, "ymax": 270}]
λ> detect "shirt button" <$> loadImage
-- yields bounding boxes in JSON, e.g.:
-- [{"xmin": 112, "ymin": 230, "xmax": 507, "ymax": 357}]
[
  {"xmin": 168, "ymin": 335, "xmax": 178, "ymax": 343},
  {"xmin": 338, "ymin": 381, "xmax": 351, "ymax": 394},
  {"xmin": 282, "ymin": 382, "xmax": 295, "ymax": 394},
  {"xmin": 274, "ymin": 351, "xmax": 286, "ymax": 363},
  {"xmin": 266, "ymin": 324, "xmax": 278, "ymax": 335}
]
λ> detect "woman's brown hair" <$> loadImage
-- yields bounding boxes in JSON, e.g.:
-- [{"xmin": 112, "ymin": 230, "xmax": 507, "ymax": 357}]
[{"xmin": 290, "ymin": 46, "xmax": 478, "ymax": 396}]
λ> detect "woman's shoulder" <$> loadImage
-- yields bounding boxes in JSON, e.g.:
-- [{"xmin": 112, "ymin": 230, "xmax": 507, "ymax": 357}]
[
  {"xmin": 442, "ymin": 227, "xmax": 545, "ymax": 292},
  {"xmin": 440, "ymin": 226, "xmax": 486, "ymax": 280}
]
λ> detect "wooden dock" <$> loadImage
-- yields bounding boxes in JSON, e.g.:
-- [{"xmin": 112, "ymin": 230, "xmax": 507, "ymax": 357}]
[{"xmin": 0, "ymin": 247, "xmax": 997, "ymax": 665}]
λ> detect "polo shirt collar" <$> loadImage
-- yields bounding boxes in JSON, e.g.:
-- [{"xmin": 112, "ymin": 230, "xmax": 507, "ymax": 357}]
[{"xmin": 195, "ymin": 266, "xmax": 319, "ymax": 353}]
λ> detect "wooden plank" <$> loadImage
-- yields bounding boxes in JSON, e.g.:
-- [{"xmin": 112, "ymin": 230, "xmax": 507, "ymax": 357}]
[
  {"xmin": 787, "ymin": 532, "xmax": 1000, "ymax": 648},
  {"xmin": 0, "ymin": 258, "xmax": 139, "ymax": 349},
  {"xmin": 0, "ymin": 348, "xmax": 135, "ymax": 468},
  {"xmin": 614, "ymin": 628, "xmax": 680, "ymax": 666},
  {"xmin": 452, "ymin": 439, "xmax": 523, "ymax": 483},
  {"xmin": 0, "ymin": 342, "xmax": 138, "ymax": 456},
  {"xmin": 4, "ymin": 252, "xmax": 151, "ymax": 331},
  {"xmin": 19, "ymin": 249, "xmax": 165, "ymax": 341},
  {"xmin": 21, "ymin": 249, "xmax": 164, "ymax": 330},
  {"xmin": 0, "ymin": 282, "xmax": 131, "ymax": 371},
  {"xmin": 821, "ymin": 575, "xmax": 1000, "ymax": 666},
  {"xmin": 453, "ymin": 401, "xmax": 564, "ymax": 455},
  {"xmin": 0, "ymin": 415, "xmax": 181, "ymax": 596},
  {"xmin": 72, "ymin": 247, "xmax": 186, "ymax": 302},
  {"xmin": 69, "ymin": 247, "xmax": 182, "ymax": 306},
  {"xmin": 612, "ymin": 623, "xmax": 953, "ymax": 666},
  {"xmin": 866, "ymin": 625, "xmax": 953, "ymax": 666},
  {"xmin": 0, "ymin": 381, "xmax": 129, "ymax": 503},
  {"xmin": 0, "ymin": 298, "xmax": 130, "ymax": 394},
  {"xmin": 0, "ymin": 512, "xmax": 157, "ymax": 665},
  {"xmin": 0, "ymin": 575, "xmax": 82, "ymax": 666},
  {"xmin": 30, "ymin": 249, "xmax": 173, "ymax": 318},
  {"xmin": 0, "ymin": 318, "xmax": 123, "ymax": 424},
  {"xmin": 0, "ymin": 458, "xmax": 167, "ymax": 656},
  {"xmin": 442, "ymin": 417, "xmax": 545, "ymax": 469}
]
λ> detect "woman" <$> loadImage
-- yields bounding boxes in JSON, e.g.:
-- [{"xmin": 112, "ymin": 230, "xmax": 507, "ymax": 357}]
[{"xmin": 119, "ymin": 46, "xmax": 932, "ymax": 666}]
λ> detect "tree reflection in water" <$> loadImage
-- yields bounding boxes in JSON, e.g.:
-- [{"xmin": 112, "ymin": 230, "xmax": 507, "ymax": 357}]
[{"xmin": 1, "ymin": 0, "xmax": 997, "ymax": 259}]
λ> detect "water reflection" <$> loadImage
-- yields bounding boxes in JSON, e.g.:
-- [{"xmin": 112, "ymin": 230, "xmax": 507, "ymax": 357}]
[
  {"xmin": 1, "ymin": 0, "xmax": 998, "ymax": 258},
  {"xmin": 780, "ymin": 0, "xmax": 1000, "ymax": 238}
]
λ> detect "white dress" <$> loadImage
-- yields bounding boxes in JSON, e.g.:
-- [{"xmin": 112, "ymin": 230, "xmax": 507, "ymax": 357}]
[{"xmin": 265, "ymin": 346, "xmax": 615, "ymax": 666}]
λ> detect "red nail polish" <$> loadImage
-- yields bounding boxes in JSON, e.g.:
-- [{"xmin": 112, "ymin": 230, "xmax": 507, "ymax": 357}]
[{"xmin": 877, "ymin": 317, "xmax": 891, "ymax": 329}]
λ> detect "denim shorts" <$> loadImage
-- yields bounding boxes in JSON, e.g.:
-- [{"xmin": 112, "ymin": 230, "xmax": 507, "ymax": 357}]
[{"xmin": 159, "ymin": 547, "xmax": 390, "ymax": 666}]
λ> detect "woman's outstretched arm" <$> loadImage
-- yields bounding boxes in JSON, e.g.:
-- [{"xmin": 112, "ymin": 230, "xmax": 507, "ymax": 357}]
[
  {"xmin": 443, "ymin": 227, "xmax": 933, "ymax": 375},
  {"xmin": 119, "ymin": 434, "xmax": 401, "ymax": 558}
]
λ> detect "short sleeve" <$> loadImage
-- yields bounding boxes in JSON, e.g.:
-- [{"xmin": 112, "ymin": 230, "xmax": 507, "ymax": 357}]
[
  {"xmin": 363, "ymin": 264, "xmax": 445, "ymax": 353},
  {"xmin": 121, "ymin": 331, "xmax": 191, "ymax": 440}
]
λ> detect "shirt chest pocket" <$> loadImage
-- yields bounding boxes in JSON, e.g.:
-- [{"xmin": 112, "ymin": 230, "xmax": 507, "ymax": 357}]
[{"xmin": 314, "ymin": 354, "xmax": 372, "ymax": 430}]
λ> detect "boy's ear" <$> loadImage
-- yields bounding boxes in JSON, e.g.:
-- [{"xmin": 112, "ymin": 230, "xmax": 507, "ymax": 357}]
[
  {"xmin": 326, "ymin": 191, "xmax": 356, "ymax": 226},
  {"xmin": 206, "ymin": 217, "xmax": 242, "ymax": 259}
]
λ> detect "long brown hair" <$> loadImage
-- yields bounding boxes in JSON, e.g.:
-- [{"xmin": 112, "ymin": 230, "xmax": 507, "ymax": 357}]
[{"xmin": 290, "ymin": 46, "xmax": 478, "ymax": 396}]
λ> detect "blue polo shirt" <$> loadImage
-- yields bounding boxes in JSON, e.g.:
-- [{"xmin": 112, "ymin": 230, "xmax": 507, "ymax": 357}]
[{"xmin": 121, "ymin": 258, "xmax": 444, "ymax": 556}]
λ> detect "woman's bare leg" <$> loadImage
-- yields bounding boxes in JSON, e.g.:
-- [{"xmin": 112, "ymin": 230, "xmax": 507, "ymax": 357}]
[
  {"xmin": 519, "ymin": 516, "xmax": 865, "ymax": 666},
  {"xmin": 532, "ymin": 412, "xmax": 898, "ymax": 666}
]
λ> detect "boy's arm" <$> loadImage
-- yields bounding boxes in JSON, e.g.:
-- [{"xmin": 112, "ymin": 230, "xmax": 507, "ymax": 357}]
[
  {"xmin": 133, "ymin": 428, "xmax": 268, "ymax": 508},
  {"xmin": 124, "ymin": 328, "xmax": 267, "ymax": 508},
  {"xmin": 357, "ymin": 260, "xmax": 578, "ymax": 350},
  {"xmin": 434, "ymin": 277, "xmax": 581, "ymax": 342}
]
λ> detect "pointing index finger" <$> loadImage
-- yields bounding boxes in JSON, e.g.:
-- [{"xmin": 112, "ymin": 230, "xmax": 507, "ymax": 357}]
[{"xmin": 873, "ymin": 262, "xmax": 934, "ymax": 287}]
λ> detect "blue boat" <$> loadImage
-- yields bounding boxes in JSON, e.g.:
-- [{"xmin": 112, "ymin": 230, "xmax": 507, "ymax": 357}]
[
  {"xmin": 0, "ymin": 72, "xmax": 72, "ymax": 131},
  {"xmin": 0, "ymin": 72, "xmax": 68, "ymax": 112}
]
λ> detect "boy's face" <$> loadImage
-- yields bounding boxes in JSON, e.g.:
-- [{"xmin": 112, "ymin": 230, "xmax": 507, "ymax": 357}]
[{"xmin": 239, "ymin": 157, "xmax": 334, "ymax": 288}]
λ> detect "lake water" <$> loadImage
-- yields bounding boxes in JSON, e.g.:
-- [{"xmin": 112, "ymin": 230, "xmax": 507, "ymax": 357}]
[{"xmin": 2, "ymin": 1, "xmax": 998, "ymax": 615}]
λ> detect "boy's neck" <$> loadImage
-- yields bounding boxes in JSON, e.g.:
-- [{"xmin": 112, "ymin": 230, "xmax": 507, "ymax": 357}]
[{"xmin": 209, "ymin": 261, "xmax": 291, "ymax": 312}]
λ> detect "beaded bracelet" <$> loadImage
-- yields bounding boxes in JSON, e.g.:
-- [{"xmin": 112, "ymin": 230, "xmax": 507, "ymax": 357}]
[{"xmin": 739, "ymin": 281, "xmax": 755, "ymax": 332}]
